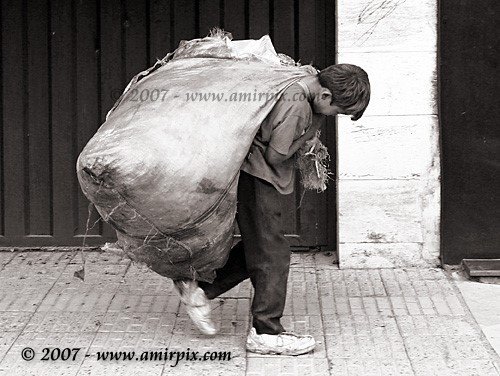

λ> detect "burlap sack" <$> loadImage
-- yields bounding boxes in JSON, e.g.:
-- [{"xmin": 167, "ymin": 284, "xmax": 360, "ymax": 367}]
[{"xmin": 77, "ymin": 35, "xmax": 314, "ymax": 281}]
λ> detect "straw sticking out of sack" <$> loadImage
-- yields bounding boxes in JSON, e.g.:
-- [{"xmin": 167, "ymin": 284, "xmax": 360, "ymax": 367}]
[{"xmin": 297, "ymin": 131, "xmax": 332, "ymax": 192}]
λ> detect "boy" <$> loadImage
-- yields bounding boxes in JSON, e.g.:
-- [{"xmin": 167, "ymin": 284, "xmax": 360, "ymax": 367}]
[{"xmin": 175, "ymin": 64, "xmax": 370, "ymax": 355}]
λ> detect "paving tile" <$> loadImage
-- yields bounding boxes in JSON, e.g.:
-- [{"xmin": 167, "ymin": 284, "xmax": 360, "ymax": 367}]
[
  {"xmin": 328, "ymin": 358, "xmax": 414, "ymax": 376},
  {"xmin": 318, "ymin": 292, "xmax": 348, "ymax": 316},
  {"xmin": 284, "ymin": 267, "xmax": 320, "ymax": 316},
  {"xmin": 424, "ymin": 278, "xmax": 457, "ymax": 296},
  {"xmin": 176, "ymin": 298, "xmax": 250, "ymax": 336},
  {"xmin": 77, "ymin": 360, "xmax": 165, "ymax": 376},
  {"xmin": 448, "ymin": 360, "xmax": 500, "ymax": 376},
  {"xmin": 318, "ymin": 267, "xmax": 500, "ymax": 376},
  {"xmin": 355, "ymin": 270, "xmax": 377, "ymax": 296},
  {"xmin": 320, "ymin": 294, "xmax": 395, "ymax": 317},
  {"xmin": 314, "ymin": 251, "xmax": 339, "ymax": 269},
  {"xmin": 325, "ymin": 325, "xmax": 394, "ymax": 360},
  {"xmin": 219, "ymin": 280, "xmax": 252, "ymax": 299},
  {"xmin": 215, "ymin": 299, "xmax": 251, "ymax": 336},
  {"xmin": 0, "ymin": 254, "xmax": 70, "ymax": 308},
  {"xmin": 379, "ymin": 269, "xmax": 406, "ymax": 296},
  {"xmin": 430, "ymin": 295, "xmax": 452, "ymax": 315},
  {"xmin": 316, "ymin": 283, "xmax": 335, "ymax": 314},
  {"xmin": 323, "ymin": 313, "xmax": 400, "ymax": 338},
  {"xmin": 348, "ymin": 297, "xmax": 365, "ymax": 315},
  {"xmin": 2, "ymin": 252, "xmax": 72, "ymax": 272},
  {"xmin": 395, "ymin": 315, "xmax": 478, "ymax": 337},
  {"xmin": 280, "ymin": 314, "xmax": 323, "ymax": 336},
  {"xmin": 115, "ymin": 265, "xmax": 174, "ymax": 296},
  {"xmin": 0, "ymin": 290, "xmax": 50, "ymax": 312},
  {"xmin": 54, "ymin": 259, "xmax": 124, "ymax": 284},
  {"xmin": 1, "ymin": 252, "xmax": 498, "ymax": 376},
  {"xmin": 317, "ymin": 269, "xmax": 348, "ymax": 297},
  {"xmin": 0, "ymin": 272, "xmax": 58, "ymax": 293},
  {"xmin": 290, "ymin": 252, "xmax": 317, "ymax": 268},
  {"xmin": 0, "ymin": 253, "xmax": 15, "ymax": 270},
  {"xmin": 444, "ymin": 295, "xmax": 466, "ymax": 316},
  {"xmin": 0, "ymin": 360, "xmax": 79, "ymax": 376},
  {"xmin": 345, "ymin": 270, "xmax": 365, "ymax": 297},
  {"xmin": 358, "ymin": 294, "xmax": 462, "ymax": 317},
  {"xmin": 0, "ymin": 332, "xmax": 94, "ymax": 376},
  {"xmin": 360, "ymin": 296, "xmax": 382, "ymax": 315},
  {"xmin": 379, "ymin": 269, "xmax": 458, "ymax": 299},
  {"xmin": 167, "ymin": 334, "xmax": 246, "ymax": 375},
  {"xmin": 57, "ymin": 263, "xmax": 129, "ymax": 288},
  {"xmin": 116, "ymin": 281, "xmax": 175, "ymax": 297},
  {"xmin": 73, "ymin": 251, "xmax": 131, "ymax": 266},
  {"xmin": 162, "ymin": 359, "xmax": 246, "ymax": 376},
  {"xmin": 0, "ymin": 312, "xmax": 33, "ymax": 332},
  {"xmin": 23, "ymin": 312, "xmax": 104, "ymax": 333},
  {"xmin": 390, "ymin": 296, "xmax": 409, "ymax": 315},
  {"xmin": 0, "ymin": 331, "xmax": 19, "ymax": 360},
  {"xmin": 48, "ymin": 279, "xmax": 122, "ymax": 296},
  {"xmin": 108, "ymin": 294, "xmax": 180, "ymax": 314},
  {"xmin": 392, "ymin": 269, "xmax": 417, "ymax": 296},
  {"xmin": 404, "ymin": 335, "xmax": 492, "ymax": 361},
  {"xmin": 317, "ymin": 269, "xmax": 389, "ymax": 298},
  {"xmin": 410, "ymin": 358, "xmax": 499, "ymax": 376},
  {"xmin": 412, "ymin": 268, "xmax": 447, "ymax": 280},
  {"xmin": 406, "ymin": 277, "xmax": 432, "ymax": 296},
  {"xmin": 415, "ymin": 296, "xmax": 436, "ymax": 315},
  {"xmin": 401, "ymin": 296, "xmax": 423, "ymax": 315},
  {"xmin": 325, "ymin": 334, "xmax": 407, "ymax": 360},
  {"xmin": 38, "ymin": 292, "xmax": 115, "ymax": 312},
  {"xmin": 246, "ymin": 357, "xmax": 329, "ymax": 376},
  {"xmin": 169, "ymin": 333, "xmax": 246, "ymax": 357},
  {"xmin": 99, "ymin": 312, "xmax": 176, "ymax": 336},
  {"xmin": 317, "ymin": 270, "xmax": 390, "ymax": 317},
  {"xmin": 4, "ymin": 331, "xmax": 95, "ymax": 357},
  {"xmin": 367, "ymin": 270, "xmax": 387, "ymax": 296},
  {"xmin": 80, "ymin": 335, "xmax": 174, "ymax": 375},
  {"xmin": 89, "ymin": 328, "xmax": 173, "ymax": 352},
  {"xmin": 372, "ymin": 296, "xmax": 392, "ymax": 315}
]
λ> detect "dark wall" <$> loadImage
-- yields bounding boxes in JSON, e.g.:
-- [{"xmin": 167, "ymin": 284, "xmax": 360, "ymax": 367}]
[{"xmin": 440, "ymin": 0, "xmax": 500, "ymax": 263}]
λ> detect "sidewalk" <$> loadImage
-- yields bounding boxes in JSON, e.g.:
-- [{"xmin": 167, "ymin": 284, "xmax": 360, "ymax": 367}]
[{"xmin": 0, "ymin": 251, "xmax": 498, "ymax": 376}]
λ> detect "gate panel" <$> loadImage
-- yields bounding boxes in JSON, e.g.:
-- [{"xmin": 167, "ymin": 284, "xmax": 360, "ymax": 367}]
[{"xmin": 440, "ymin": 0, "xmax": 500, "ymax": 263}]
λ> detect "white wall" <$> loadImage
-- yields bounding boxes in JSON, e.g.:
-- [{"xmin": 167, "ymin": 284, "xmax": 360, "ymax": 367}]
[{"xmin": 336, "ymin": 0, "xmax": 440, "ymax": 267}]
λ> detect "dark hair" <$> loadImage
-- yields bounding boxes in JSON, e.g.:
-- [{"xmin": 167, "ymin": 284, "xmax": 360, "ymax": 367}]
[{"xmin": 317, "ymin": 64, "xmax": 370, "ymax": 121}]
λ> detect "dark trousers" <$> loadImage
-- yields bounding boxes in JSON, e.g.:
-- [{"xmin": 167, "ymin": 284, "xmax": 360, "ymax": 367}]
[{"xmin": 198, "ymin": 171, "xmax": 291, "ymax": 335}]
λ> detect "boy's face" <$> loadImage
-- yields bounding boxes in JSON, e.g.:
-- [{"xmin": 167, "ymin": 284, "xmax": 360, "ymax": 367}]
[{"xmin": 312, "ymin": 89, "xmax": 348, "ymax": 116}]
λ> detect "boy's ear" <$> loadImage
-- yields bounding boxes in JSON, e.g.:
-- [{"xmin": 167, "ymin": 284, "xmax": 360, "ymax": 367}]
[{"xmin": 320, "ymin": 88, "xmax": 332, "ymax": 101}]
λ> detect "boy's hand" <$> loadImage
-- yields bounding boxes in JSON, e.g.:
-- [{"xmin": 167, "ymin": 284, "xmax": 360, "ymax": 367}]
[{"xmin": 304, "ymin": 123, "xmax": 321, "ymax": 141}]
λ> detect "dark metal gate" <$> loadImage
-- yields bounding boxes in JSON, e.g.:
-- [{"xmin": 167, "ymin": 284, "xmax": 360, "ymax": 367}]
[
  {"xmin": 0, "ymin": 0, "xmax": 336, "ymax": 249},
  {"xmin": 440, "ymin": 0, "xmax": 500, "ymax": 263}
]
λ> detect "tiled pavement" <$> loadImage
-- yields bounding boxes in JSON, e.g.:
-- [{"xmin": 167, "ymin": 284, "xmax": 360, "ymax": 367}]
[{"xmin": 0, "ymin": 251, "xmax": 498, "ymax": 376}]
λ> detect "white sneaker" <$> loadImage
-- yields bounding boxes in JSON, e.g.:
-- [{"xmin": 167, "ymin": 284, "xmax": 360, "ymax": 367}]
[
  {"xmin": 174, "ymin": 280, "xmax": 217, "ymax": 336},
  {"xmin": 246, "ymin": 327, "xmax": 316, "ymax": 356}
]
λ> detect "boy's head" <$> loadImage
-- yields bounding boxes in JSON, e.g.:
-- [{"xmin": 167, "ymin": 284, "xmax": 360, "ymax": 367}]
[{"xmin": 314, "ymin": 64, "xmax": 370, "ymax": 120}]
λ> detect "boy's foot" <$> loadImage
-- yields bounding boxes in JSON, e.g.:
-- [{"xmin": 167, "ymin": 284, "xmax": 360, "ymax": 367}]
[
  {"xmin": 246, "ymin": 327, "xmax": 316, "ymax": 356},
  {"xmin": 174, "ymin": 280, "xmax": 217, "ymax": 336}
]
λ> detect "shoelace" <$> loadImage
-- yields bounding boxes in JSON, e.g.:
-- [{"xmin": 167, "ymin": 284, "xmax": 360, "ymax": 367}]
[{"xmin": 275, "ymin": 332, "xmax": 309, "ymax": 346}]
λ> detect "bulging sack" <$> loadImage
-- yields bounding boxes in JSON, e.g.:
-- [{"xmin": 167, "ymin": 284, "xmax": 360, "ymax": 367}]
[{"xmin": 77, "ymin": 35, "xmax": 315, "ymax": 282}]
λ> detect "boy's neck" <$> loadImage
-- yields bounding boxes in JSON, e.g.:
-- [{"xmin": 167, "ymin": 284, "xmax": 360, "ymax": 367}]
[{"xmin": 298, "ymin": 75, "xmax": 322, "ymax": 101}]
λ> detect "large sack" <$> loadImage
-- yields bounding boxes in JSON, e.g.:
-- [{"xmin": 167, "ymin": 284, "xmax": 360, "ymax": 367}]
[{"xmin": 77, "ymin": 35, "xmax": 315, "ymax": 282}]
